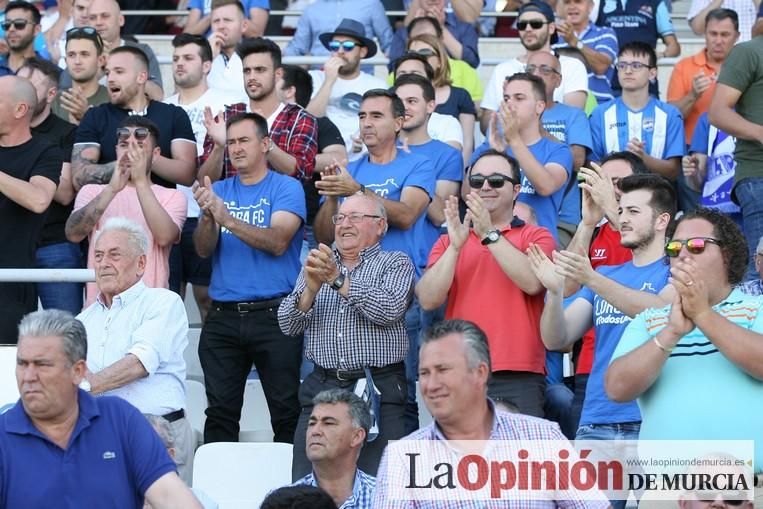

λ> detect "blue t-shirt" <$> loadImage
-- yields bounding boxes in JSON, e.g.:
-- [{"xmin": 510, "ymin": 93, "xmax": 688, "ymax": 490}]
[
  {"xmin": 471, "ymin": 138, "xmax": 573, "ymax": 243},
  {"xmin": 348, "ymin": 150, "xmax": 436, "ymax": 275},
  {"xmin": 209, "ymin": 171, "xmax": 306, "ymax": 301},
  {"xmin": 542, "ymin": 104, "xmax": 593, "ymax": 226},
  {"xmin": 689, "ymin": 112, "xmax": 739, "ymax": 214},
  {"xmin": 188, "ymin": 0, "xmax": 269, "ymax": 35},
  {"xmin": 0, "ymin": 391, "xmax": 175, "ymax": 509},
  {"xmin": 576, "ymin": 257, "xmax": 669, "ymax": 426},
  {"xmin": 589, "ymin": 97, "xmax": 685, "ymax": 162},
  {"xmin": 407, "ymin": 139, "xmax": 463, "ymax": 272},
  {"xmin": 597, "ymin": 0, "xmax": 674, "ymax": 48}
]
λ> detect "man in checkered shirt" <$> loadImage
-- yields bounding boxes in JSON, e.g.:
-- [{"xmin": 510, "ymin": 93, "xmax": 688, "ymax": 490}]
[
  {"xmin": 279, "ymin": 192, "xmax": 415, "ymax": 481},
  {"xmin": 373, "ymin": 320, "xmax": 612, "ymax": 508}
]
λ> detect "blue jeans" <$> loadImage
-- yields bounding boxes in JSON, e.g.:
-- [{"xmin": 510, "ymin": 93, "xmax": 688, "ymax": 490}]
[
  {"xmin": 35, "ymin": 242, "xmax": 83, "ymax": 314},
  {"xmin": 576, "ymin": 422, "xmax": 641, "ymax": 509},
  {"xmin": 735, "ymin": 178, "xmax": 763, "ymax": 282}
]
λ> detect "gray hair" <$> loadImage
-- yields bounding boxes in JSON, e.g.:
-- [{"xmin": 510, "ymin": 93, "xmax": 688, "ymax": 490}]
[
  {"xmin": 312, "ymin": 389, "xmax": 372, "ymax": 435},
  {"xmin": 346, "ymin": 192, "xmax": 388, "ymax": 235},
  {"xmin": 144, "ymin": 414, "xmax": 175, "ymax": 450},
  {"xmin": 94, "ymin": 217, "xmax": 149, "ymax": 256},
  {"xmin": 756, "ymin": 236, "xmax": 763, "ymax": 255},
  {"xmin": 18, "ymin": 310, "xmax": 87, "ymax": 366},
  {"xmin": 422, "ymin": 319, "xmax": 492, "ymax": 375}
]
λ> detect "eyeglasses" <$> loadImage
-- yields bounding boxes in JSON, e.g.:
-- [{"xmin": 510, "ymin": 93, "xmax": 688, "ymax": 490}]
[
  {"xmin": 116, "ymin": 127, "xmax": 151, "ymax": 142},
  {"xmin": 525, "ymin": 64, "xmax": 560, "ymax": 76},
  {"xmin": 517, "ymin": 19, "xmax": 549, "ymax": 31},
  {"xmin": 410, "ymin": 48, "xmax": 436, "ymax": 57},
  {"xmin": 664, "ymin": 237, "xmax": 722, "ymax": 258},
  {"xmin": 329, "ymin": 40, "xmax": 359, "ymax": 52},
  {"xmin": 66, "ymin": 26, "xmax": 104, "ymax": 50},
  {"xmin": 616, "ymin": 61, "xmax": 652, "ymax": 71},
  {"xmin": 468, "ymin": 173, "xmax": 519, "ymax": 189},
  {"xmin": 694, "ymin": 492, "xmax": 747, "ymax": 506},
  {"xmin": 331, "ymin": 213, "xmax": 383, "ymax": 225},
  {"xmin": 1, "ymin": 19, "xmax": 33, "ymax": 31}
]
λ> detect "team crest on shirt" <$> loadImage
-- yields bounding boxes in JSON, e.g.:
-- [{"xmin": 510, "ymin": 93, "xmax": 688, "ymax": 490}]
[
  {"xmin": 638, "ymin": 4, "xmax": 654, "ymax": 18},
  {"xmin": 642, "ymin": 118, "xmax": 655, "ymax": 132}
]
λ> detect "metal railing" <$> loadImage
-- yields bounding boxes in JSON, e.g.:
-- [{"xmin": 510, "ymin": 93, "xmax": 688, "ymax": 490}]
[{"xmin": 0, "ymin": 269, "xmax": 95, "ymax": 283}]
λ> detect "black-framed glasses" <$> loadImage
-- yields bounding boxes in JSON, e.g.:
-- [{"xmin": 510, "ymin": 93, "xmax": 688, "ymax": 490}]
[
  {"xmin": 664, "ymin": 237, "xmax": 722, "ymax": 258},
  {"xmin": 1, "ymin": 19, "xmax": 33, "ymax": 31},
  {"xmin": 66, "ymin": 26, "xmax": 104, "ymax": 50},
  {"xmin": 469, "ymin": 173, "xmax": 519, "ymax": 189},
  {"xmin": 329, "ymin": 40, "xmax": 358, "ymax": 52},
  {"xmin": 616, "ymin": 61, "xmax": 652, "ymax": 71},
  {"xmin": 525, "ymin": 64, "xmax": 560, "ymax": 76},
  {"xmin": 116, "ymin": 127, "xmax": 151, "ymax": 142},
  {"xmin": 331, "ymin": 213, "xmax": 383, "ymax": 225},
  {"xmin": 517, "ymin": 19, "xmax": 549, "ymax": 31}
]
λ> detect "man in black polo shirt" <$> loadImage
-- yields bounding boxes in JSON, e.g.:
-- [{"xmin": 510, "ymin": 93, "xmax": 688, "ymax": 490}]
[
  {"xmin": 0, "ymin": 76, "xmax": 61, "ymax": 343},
  {"xmin": 18, "ymin": 57, "xmax": 82, "ymax": 315},
  {"xmin": 72, "ymin": 45, "xmax": 196, "ymax": 190}
]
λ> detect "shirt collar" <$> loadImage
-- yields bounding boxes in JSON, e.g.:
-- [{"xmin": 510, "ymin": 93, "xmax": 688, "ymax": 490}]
[
  {"xmin": 306, "ymin": 469, "xmax": 366, "ymax": 506},
  {"xmin": 430, "ymin": 398, "xmax": 501, "ymax": 441},
  {"xmin": 692, "ymin": 49, "xmax": 710, "ymax": 68},
  {"xmin": 335, "ymin": 242, "xmax": 382, "ymax": 265},
  {"xmin": 719, "ymin": 287, "xmax": 749, "ymax": 306},
  {"xmin": 96, "ymin": 279, "xmax": 147, "ymax": 309},
  {"xmin": 5, "ymin": 389, "xmax": 101, "ymax": 442}
]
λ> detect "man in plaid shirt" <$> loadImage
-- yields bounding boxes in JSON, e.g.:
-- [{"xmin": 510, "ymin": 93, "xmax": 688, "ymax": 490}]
[
  {"xmin": 373, "ymin": 320, "xmax": 612, "ymax": 509},
  {"xmin": 198, "ymin": 37, "xmax": 318, "ymax": 183}
]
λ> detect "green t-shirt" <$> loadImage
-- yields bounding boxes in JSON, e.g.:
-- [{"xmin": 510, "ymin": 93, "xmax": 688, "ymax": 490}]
[
  {"xmin": 717, "ymin": 36, "xmax": 763, "ymax": 184},
  {"xmin": 51, "ymin": 85, "xmax": 111, "ymax": 123}
]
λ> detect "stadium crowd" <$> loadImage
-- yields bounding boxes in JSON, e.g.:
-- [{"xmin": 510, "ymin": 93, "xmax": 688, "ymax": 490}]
[{"xmin": 0, "ymin": 0, "xmax": 762, "ymax": 506}]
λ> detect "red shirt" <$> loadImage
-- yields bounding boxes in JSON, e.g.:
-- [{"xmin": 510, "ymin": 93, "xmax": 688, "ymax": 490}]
[
  {"xmin": 427, "ymin": 221, "xmax": 556, "ymax": 374},
  {"xmin": 576, "ymin": 222, "xmax": 632, "ymax": 374}
]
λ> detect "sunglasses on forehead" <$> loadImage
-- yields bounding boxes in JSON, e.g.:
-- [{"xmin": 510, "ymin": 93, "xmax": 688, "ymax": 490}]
[
  {"xmin": 664, "ymin": 237, "xmax": 722, "ymax": 258},
  {"xmin": 66, "ymin": 26, "xmax": 104, "ymax": 49},
  {"xmin": 116, "ymin": 127, "xmax": 151, "ymax": 142},
  {"xmin": 468, "ymin": 173, "xmax": 519, "ymax": 189},
  {"xmin": 1, "ymin": 19, "xmax": 33, "ymax": 31}
]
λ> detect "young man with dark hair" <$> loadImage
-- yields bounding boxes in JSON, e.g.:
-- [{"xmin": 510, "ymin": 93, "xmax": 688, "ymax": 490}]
[
  {"xmin": 52, "ymin": 26, "xmax": 110, "ymax": 125},
  {"xmin": 18, "ymin": 57, "xmax": 82, "ymax": 315},
  {"xmin": 193, "ymin": 112, "xmax": 305, "ymax": 445},
  {"xmin": 590, "ymin": 42, "xmax": 685, "ymax": 180},
  {"xmin": 473, "ymin": 72, "xmax": 573, "ymax": 244},
  {"xmin": 199, "ymin": 37, "xmax": 319, "ymax": 185},
  {"xmin": 72, "ymin": 46, "xmax": 197, "ymax": 192},
  {"xmin": 0, "ymin": 0, "xmax": 41, "ymax": 74},
  {"xmin": 67, "ymin": 116, "xmax": 187, "ymax": 305},
  {"xmin": 164, "ymin": 32, "xmax": 237, "ymax": 322},
  {"xmin": 530, "ymin": 173, "xmax": 677, "ymax": 509}
]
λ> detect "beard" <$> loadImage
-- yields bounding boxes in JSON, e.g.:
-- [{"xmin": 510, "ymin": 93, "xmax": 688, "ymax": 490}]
[
  {"xmin": 338, "ymin": 58, "xmax": 361, "ymax": 76},
  {"xmin": 621, "ymin": 227, "xmax": 656, "ymax": 251},
  {"xmin": 521, "ymin": 30, "xmax": 550, "ymax": 51}
]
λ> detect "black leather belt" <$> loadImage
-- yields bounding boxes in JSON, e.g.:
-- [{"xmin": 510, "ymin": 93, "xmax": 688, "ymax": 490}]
[
  {"xmin": 163, "ymin": 409, "xmax": 185, "ymax": 423},
  {"xmin": 314, "ymin": 362, "xmax": 404, "ymax": 381},
  {"xmin": 212, "ymin": 296, "xmax": 285, "ymax": 313}
]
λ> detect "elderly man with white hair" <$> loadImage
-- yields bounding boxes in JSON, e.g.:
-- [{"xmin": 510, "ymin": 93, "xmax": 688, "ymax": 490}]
[
  {"xmin": 740, "ymin": 236, "xmax": 763, "ymax": 296},
  {"xmin": 77, "ymin": 217, "xmax": 193, "ymax": 484}
]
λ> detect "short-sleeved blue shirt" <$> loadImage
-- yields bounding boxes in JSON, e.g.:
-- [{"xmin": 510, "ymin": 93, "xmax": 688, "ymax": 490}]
[
  {"xmin": 348, "ymin": 150, "xmax": 436, "ymax": 275},
  {"xmin": 75, "ymin": 101, "xmax": 195, "ymax": 188},
  {"xmin": 589, "ymin": 97, "xmax": 685, "ymax": 162},
  {"xmin": 209, "ymin": 171, "xmax": 306, "ymax": 301},
  {"xmin": 0, "ymin": 391, "xmax": 176, "ymax": 509},
  {"xmin": 407, "ymin": 139, "xmax": 463, "ymax": 272}
]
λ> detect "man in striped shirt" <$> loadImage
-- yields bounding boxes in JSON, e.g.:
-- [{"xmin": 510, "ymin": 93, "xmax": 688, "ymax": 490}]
[
  {"xmin": 278, "ymin": 193, "xmax": 415, "ymax": 480},
  {"xmin": 589, "ymin": 42, "xmax": 685, "ymax": 180}
]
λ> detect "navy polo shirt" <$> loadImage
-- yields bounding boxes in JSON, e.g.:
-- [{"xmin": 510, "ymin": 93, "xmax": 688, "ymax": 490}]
[
  {"xmin": 75, "ymin": 101, "xmax": 195, "ymax": 188},
  {"xmin": 0, "ymin": 390, "xmax": 176, "ymax": 509}
]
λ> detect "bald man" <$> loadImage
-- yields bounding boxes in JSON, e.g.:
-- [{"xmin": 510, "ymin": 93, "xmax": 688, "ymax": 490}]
[
  {"xmin": 0, "ymin": 76, "xmax": 62, "ymax": 343},
  {"xmin": 58, "ymin": 0, "xmax": 164, "ymax": 100}
]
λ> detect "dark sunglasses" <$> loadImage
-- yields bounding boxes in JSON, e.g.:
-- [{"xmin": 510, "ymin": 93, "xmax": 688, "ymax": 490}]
[
  {"xmin": 410, "ymin": 48, "xmax": 436, "ymax": 57},
  {"xmin": 1, "ymin": 19, "xmax": 33, "ymax": 31},
  {"xmin": 664, "ymin": 237, "xmax": 722, "ymax": 258},
  {"xmin": 116, "ymin": 127, "xmax": 151, "ymax": 142},
  {"xmin": 328, "ymin": 40, "xmax": 359, "ymax": 52},
  {"xmin": 517, "ymin": 19, "xmax": 549, "ymax": 31},
  {"xmin": 66, "ymin": 26, "xmax": 104, "ymax": 50},
  {"xmin": 469, "ymin": 173, "xmax": 519, "ymax": 189},
  {"xmin": 695, "ymin": 492, "xmax": 747, "ymax": 506}
]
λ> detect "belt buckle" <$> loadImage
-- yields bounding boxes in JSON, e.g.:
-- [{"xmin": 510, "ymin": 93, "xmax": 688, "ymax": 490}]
[
  {"xmin": 336, "ymin": 368, "xmax": 351, "ymax": 381},
  {"xmin": 236, "ymin": 302, "xmax": 250, "ymax": 313}
]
